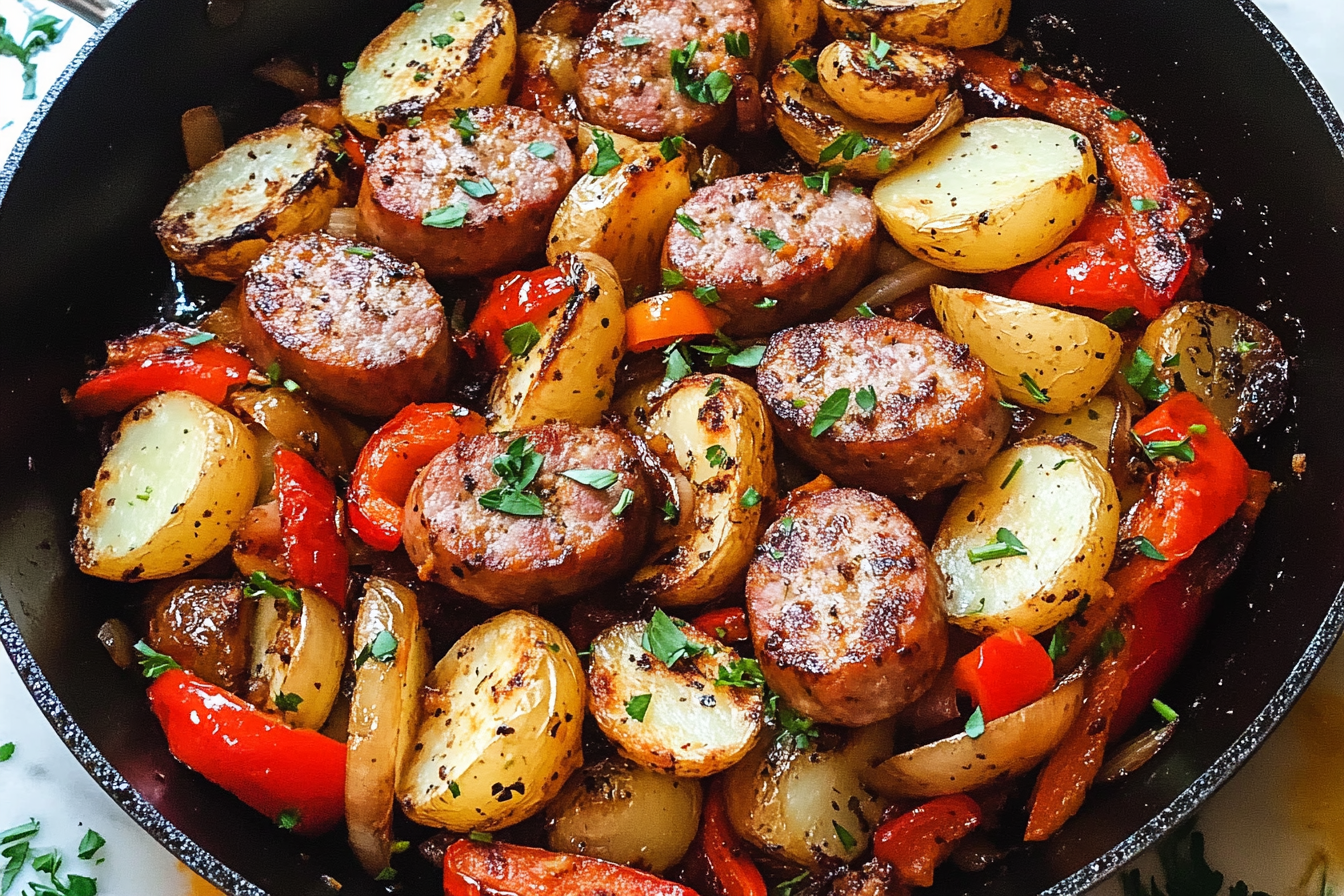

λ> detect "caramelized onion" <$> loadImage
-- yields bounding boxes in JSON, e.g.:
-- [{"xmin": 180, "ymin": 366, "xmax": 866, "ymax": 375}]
[
  {"xmin": 834, "ymin": 261, "xmax": 952, "ymax": 320},
  {"xmin": 326, "ymin": 207, "xmax": 360, "ymax": 241},
  {"xmin": 180, "ymin": 105, "xmax": 224, "ymax": 171},
  {"xmin": 1098, "ymin": 720, "xmax": 1178, "ymax": 784}
]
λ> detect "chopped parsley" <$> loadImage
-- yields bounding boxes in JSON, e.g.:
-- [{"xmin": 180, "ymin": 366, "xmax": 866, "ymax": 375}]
[
  {"xmin": 754, "ymin": 297, "xmax": 778, "ymax": 309},
  {"xmin": 1152, "ymin": 698, "xmax": 1179, "ymax": 724},
  {"xmin": 468, "ymin": 831, "xmax": 493, "ymax": 844},
  {"xmin": 1133, "ymin": 536, "xmax": 1168, "ymax": 561},
  {"xmin": 244, "ymin": 570, "xmax": 302, "ymax": 611},
  {"xmin": 706, "ymin": 377, "xmax": 725, "ymax": 396},
  {"xmin": 853, "ymin": 302, "xmax": 876, "ymax": 319},
  {"xmin": 133, "ymin": 641, "xmax": 182, "ymax": 680},
  {"xmin": 478, "ymin": 437, "xmax": 545, "ymax": 517},
  {"xmin": 1235, "ymin": 340, "xmax": 1259, "ymax": 354},
  {"xmin": 611, "ymin": 488, "xmax": 635, "ymax": 517},
  {"xmin": 355, "ymin": 630, "xmax": 399, "ymax": 669},
  {"xmin": 819, "ymin": 130, "xmax": 870, "ymax": 163},
  {"xmin": 832, "ymin": 821, "xmax": 857, "ymax": 851},
  {"xmin": 724, "ymin": 31, "xmax": 750, "ymax": 58},
  {"xmin": 502, "ymin": 321, "xmax": 541, "ymax": 357},
  {"xmin": 561, "ymin": 469, "xmax": 618, "ymax": 489},
  {"xmin": 0, "ymin": 743, "xmax": 12, "ymax": 763},
  {"xmin": 788, "ymin": 58, "xmax": 818, "ymax": 82},
  {"xmin": 276, "ymin": 809, "xmax": 301, "ymax": 830},
  {"xmin": 1000, "ymin": 458, "xmax": 1024, "ymax": 489},
  {"xmin": 1020, "ymin": 372, "xmax": 1050, "ymax": 404},
  {"xmin": 343, "ymin": 246, "xmax": 376, "ymax": 259},
  {"xmin": 964, "ymin": 706, "xmax": 986, "ymax": 738},
  {"xmin": 1104, "ymin": 106, "xmax": 1130, "ymax": 122},
  {"xmin": 1132, "ymin": 196, "xmax": 1160, "ymax": 212},
  {"xmin": 1046, "ymin": 623, "xmax": 1071, "ymax": 661},
  {"xmin": 767, "ymin": 693, "xmax": 819, "ymax": 750},
  {"xmin": 181, "ymin": 331, "xmax": 215, "ymax": 346},
  {"xmin": 0, "ymin": 12, "xmax": 69, "ymax": 100},
  {"xmin": 625, "ymin": 693, "xmax": 652, "ymax": 721},
  {"xmin": 1133, "ymin": 430, "xmax": 1195, "ymax": 463},
  {"xmin": 448, "ymin": 781, "xmax": 461, "ymax": 798},
  {"xmin": 642, "ymin": 608, "xmax": 704, "ymax": 668},
  {"xmin": 716, "ymin": 658, "xmax": 765, "ymax": 689},
  {"xmin": 694, "ymin": 285, "xmax": 721, "ymax": 305},
  {"xmin": 273, "ymin": 691, "xmax": 304, "ymax": 713},
  {"xmin": 661, "ymin": 500, "xmax": 679, "ymax": 522},
  {"xmin": 589, "ymin": 130, "xmax": 622, "ymax": 176},
  {"xmin": 663, "ymin": 341, "xmax": 693, "ymax": 382},
  {"xmin": 753, "ymin": 229, "xmax": 786, "ymax": 252},
  {"xmin": 75, "ymin": 831, "xmax": 104, "ymax": 862},
  {"xmin": 855, "ymin": 385, "xmax": 877, "ymax": 414},
  {"xmin": 876, "ymin": 146, "xmax": 894, "ymax": 173},
  {"xmin": 1101, "ymin": 306, "xmax": 1138, "ymax": 330},
  {"xmin": 675, "ymin": 213, "xmax": 704, "ymax": 239},
  {"xmin": 967, "ymin": 528, "xmax": 1028, "ymax": 563},
  {"xmin": 1096, "ymin": 627, "xmax": 1126, "ymax": 661},
  {"xmin": 662, "ymin": 268, "xmax": 686, "ymax": 287},
  {"xmin": 776, "ymin": 871, "xmax": 811, "ymax": 896},
  {"xmin": 811, "ymin": 388, "xmax": 851, "ymax": 437},
  {"xmin": 803, "ymin": 165, "xmax": 841, "ymax": 194},
  {"xmin": 432, "ymin": 33, "xmax": 454, "ymax": 47},
  {"xmin": 740, "ymin": 487, "xmax": 762, "ymax": 508},
  {"xmin": 706, "ymin": 445, "xmax": 729, "ymax": 468},
  {"xmin": 422, "ymin": 202, "xmax": 469, "ymax": 229},
  {"xmin": 619, "ymin": 34, "xmax": 651, "ymax": 47},
  {"xmin": 658, "ymin": 135, "xmax": 685, "ymax": 161},
  {"xmin": 450, "ymin": 108, "xmax": 479, "ymax": 143},
  {"xmin": 866, "ymin": 32, "xmax": 891, "ymax": 69},
  {"xmin": 1124, "ymin": 347, "xmax": 1171, "ymax": 402},
  {"xmin": 458, "ymin": 177, "xmax": 496, "ymax": 198},
  {"xmin": 527, "ymin": 141, "xmax": 557, "ymax": 159}
]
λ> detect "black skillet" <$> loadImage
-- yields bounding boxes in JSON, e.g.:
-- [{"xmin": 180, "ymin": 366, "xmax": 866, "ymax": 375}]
[{"xmin": 1, "ymin": 0, "xmax": 1342, "ymax": 894}]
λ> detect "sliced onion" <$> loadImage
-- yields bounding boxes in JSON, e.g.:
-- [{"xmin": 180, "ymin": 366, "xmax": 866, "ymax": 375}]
[
  {"xmin": 180, "ymin": 105, "xmax": 224, "ymax": 171},
  {"xmin": 97, "ymin": 618, "xmax": 136, "ymax": 669},
  {"xmin": 326, "ymin": 207, "xmax": 360, "ymax": 241},
  {"xmin": 876, "ymin": 240, "xmax": 917, "ymax": 273},
  {"xmin": 1098, "ymin": 720, "xmax": 1178, "ymax": 784},
  {"xmin": 863, "ymin": 675, "xmax": 1085, "ymax": 799},
  {"xmin": 253, "ymin": 57, "xmax": 320, "ymax": 100},
  {"xmin": 834, "ymin": 261, "xmax": 953, "ymax": 321}
]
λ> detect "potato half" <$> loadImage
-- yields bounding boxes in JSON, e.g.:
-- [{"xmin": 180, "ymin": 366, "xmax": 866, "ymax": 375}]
[
  {"xmin": 587, "ymin": 620, "xmax": 764, "ymax": 777},
  {"xmin": 817, "ymin": 39, "xmax": 957, "ymax": 124},
  {"xmin": 75, "ymin": 391, "xmax": 260, "ymax": 581},
  {"xmin": 932, "ymin": 438, "xmax": 1120, "ymax": 636},
  {"xmin": 627, "ymin": 374, "xmax": 776, "ymax": 607},
  {"xmin": 819, "ymin": 0, "xmax": 1010, "ymax": 48},
  {"xmin": 873, "ymin": 117, "xmax": 1097, "ymax": 272},
  {"xmin": 758, "ymin": 0, "xmax": 819, "ymax": 69},
  {"xmin": 1023, "ymin": 394, "xmax": 1129, "ymax": 473},
  {"xmin": 153, "ymin": 121, "xmax": 342, "ymax": 282},
  {"xmin": 245, "ymin": 591, "xmax": 348, "ymax": 730},
  {"xmin": 341, "ymin": 0, "xmax": 517, "ymax": 138},
  {"xmin": 932, "ymin": 286, "xmax": 1123, "ymax": 414},
  {"xmin": 397, "ymin": 611, "xmax": 585, "ymax": 831},
  {"xmin": 487, "ymin": 252, "xmax": 626, "ymax": 429},
  {"xmin": 346, "ymin": 577, "xmax": 432, "ymax": 876}
]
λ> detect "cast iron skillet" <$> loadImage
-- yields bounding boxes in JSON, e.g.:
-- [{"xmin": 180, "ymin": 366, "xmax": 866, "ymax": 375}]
[{"xmin": 1, "ymin": 1, "xmax": 1342, "ymax": 894}]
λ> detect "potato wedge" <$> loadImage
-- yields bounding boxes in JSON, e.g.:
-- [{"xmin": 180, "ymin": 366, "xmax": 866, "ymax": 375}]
[
  {"xmin": 932, "ymin": 438, "xmax": 1120, "ymax": 636},
  {"xmin": 1023, "ymin": 393, "xmax": 1128, "ymax": 473},
  {"xmin": 587, "ymin": 619, "xmax": 764, "ymax": 777},
  {"xmin": 153, "ymin": 121, "xmax": 342, "ymax": 282},
  {"xmin": 626, "ymin": 375, "xmax": 776, "ymax": 607},
  {"xmin": 487, "ymin": 252, "xmax": 626, "ymax": 429},
  {"xmin": 398, "ymin": 611, "xmax": 585, "ymax": 831},
  {"xmin": 545, "ymin": 757, "xmax": 704, "ymax": 873},
  {"xmin": 874, "ymin": 117, "xmax": 1098, "ymax": 272},
  {"xmin": 864, "ymin": 676, "xmax": 1084, "ymax": 798},
  {"xmin": 817, "ymin": 39, "xmax": 957, "ymax": 124},
  {"xmin": 244, "ymin": 590, "xmax": 348, "ymax": 730},
  {"xmin": 758, "ymin": 0, "xmax": 819, "ymax": 69},
  {"xmin": 723, "ymin": 721, "xmax": 892, "ymax": 869},
  {"xmin": 768, "ymin": 46, "xmax": 963, "ymax": 182},
  {"xmin": 819, "ymin": 0, "xmax": 1010, "ymax": 48},
  {"xmin": 347, "ymin": 577, "xmax": 432, "ymax": 876},
  {"xmin": 1138, "ymin": 301, "xmax": 1290, "ymax": 438},
  {"xmin": 340, "ymin": 0, "xmax": 517, "ymax": 138},
  {"xmin": 932, "ymin": 286, "xmax": 1123, "ymax": 414},
  {"xmin": 74, "ymin": 391, "xmax": 260, "ymax": 582}
]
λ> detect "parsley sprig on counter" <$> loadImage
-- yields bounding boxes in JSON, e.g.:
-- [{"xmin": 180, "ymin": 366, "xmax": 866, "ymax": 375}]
[{"xmin": 0, "ymin": 13, "xmax": 69, "ymax": 100}]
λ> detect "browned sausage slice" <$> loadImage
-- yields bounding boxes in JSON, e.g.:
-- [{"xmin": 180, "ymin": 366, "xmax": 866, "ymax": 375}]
[
  {"xmin": 357, "ymin": 106, "xmax": 577, "ymax": 278},
  {"xmin": 403, "ymin": 423, "xmax": 653, "ymax": 606},
  {"xmin": 746, "ymin": 488, "xmax": 947, "ymax": 727},
  {"xmin": 238, "ymin": 232, "xmax": 451, "ymax": 418},
  {"xmin": 576, "ymin": 0, "xmax": 759, "ymax": 143},
  {"xmin": 756, "ymin": 317, "xmax": 1009, "ymax": 496},
  {"xmin": 662, "ymin": 173, "xmax": 878, "ymax": 336}
]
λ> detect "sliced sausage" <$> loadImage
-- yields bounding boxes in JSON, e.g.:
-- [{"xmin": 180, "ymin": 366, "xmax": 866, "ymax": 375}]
[
  {"xmin": 661, "ymin": 173, "xmax": 878, "ymax": 336},
  {"xmin": 239, "ymin": 232, "xmax": 451, "ymax": 418},
  {"xmin": 357, "ymin": 106, "xmax": 577, "ymax": 278},
  {"xmin": 756, "ymin": 317, "xmax": 1009, "ymax": 497},
  {"xmin": 576, "ymin": 0, "xmax": 759, "ymax": 143},
  {"xmin": 745, "ymin": 488, "xmax": 947, "ymax": 727},
  {"xmin": 403, "ymin": 423, "xmax": 653, "ymax": 606},
  {"xmin": 145, "ymin": 579, "xmax": 255, "ymax": 692}
]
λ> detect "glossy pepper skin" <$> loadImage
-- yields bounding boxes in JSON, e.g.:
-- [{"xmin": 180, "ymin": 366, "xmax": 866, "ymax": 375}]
[
  {"xmin": 872, "ymin": 794, "xmax": 983, "ymax": 888},
  {"xmin": 346, "ymin": 403, "xmax": 488, "ymax": 551},
  {"xmin": 273, "ymin": 449, "xmax": 349, "ymax": 607},
  {"xmin": 443, "ymin": 840, "xmax": 700, "ymax": 896},
  {"xmin": 468, "ymin": 265, "xmax": 573, "ymax": 367},
  {"xmin": 691, "ymin": 607, "xmax": 751, "ymax": 644},
  {"xmin": 625, "ymin": 291, "xmax": 717, "ymax": 352},
  {"xmin": 952, "ymin": 626, "xmax": 1054, "ymax": 721},
  {"xmin": 69, "ymin": 329, "xmax": 252, "ymax": 418},
  {"xmin": 147, "ymin": 669, "xmax": 345, "ymax": 835},
  {"xmin": 697, "ymin": 782, "xmax": 768, "ymax": 896}
]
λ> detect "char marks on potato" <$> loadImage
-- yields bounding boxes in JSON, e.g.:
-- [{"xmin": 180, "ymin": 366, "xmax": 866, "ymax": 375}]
[
  {"xmin": 357, "ymin": 106, "xmax": 577, "ymax": 278},
  {"xmin": 746, "ymin": 488, "xmax": 948, "ymax": 727},
  {"xmin": 662, "ymin": 173, "xmax": 878, "ymax": 336},
  {"xmin": 756, "ymin": 317, "xmax": 1009, "ymax": 497},
  {"xmin": 238, "ymin": 231, "xmax": 451, "ymax": 418}
]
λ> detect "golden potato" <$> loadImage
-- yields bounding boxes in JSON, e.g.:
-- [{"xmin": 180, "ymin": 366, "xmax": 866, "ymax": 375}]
[
  {"xmin": 817, "ymin": 38, "xmax": 957, "ymax": 124},
  {"xmin": 757, "ymin": 0, "xmax": 819, "ymax": 69},
  {"xmin": 245, "ymin": 590, "xmax": 347, "ymax": 731},
  {"xmin": 819, "ymin": 0, "xmax": 1010, "ymax": 49},
  {"xmin": 1023, "ymin": 393, "xmax": 1129, "ymax": 472}
]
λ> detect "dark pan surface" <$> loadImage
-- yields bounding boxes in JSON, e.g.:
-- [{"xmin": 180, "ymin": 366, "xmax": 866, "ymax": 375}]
[{"xmin": 2, "ymin": 1, "xmax": 1342, "ymax": 894}]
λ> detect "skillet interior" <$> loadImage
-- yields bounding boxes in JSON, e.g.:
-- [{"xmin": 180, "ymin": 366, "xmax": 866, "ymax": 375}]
[{"xmin": 1, "ymin": 1, "xmax": 1342, "ymax": 894}]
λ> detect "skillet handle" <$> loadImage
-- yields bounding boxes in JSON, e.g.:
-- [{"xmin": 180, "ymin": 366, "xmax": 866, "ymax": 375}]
[{"xmin": 44, "ymin": 0, "xmax": 119, "ymax": 24}]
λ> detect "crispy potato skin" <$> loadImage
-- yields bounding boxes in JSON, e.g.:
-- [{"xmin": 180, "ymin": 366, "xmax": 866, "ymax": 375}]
[
  {"xmin": 756, "ymin": 318, "xmax": 1010, "ymax": 497},
  {"xmin": 746, "ymin": 488, "xmax": 948, "ymax": 726},
  {"xmin": 661, "ymin": 173, "xmax": 878, "ymax": 336},
  {"xmin": 146, "ymin": 580, "xmax": 255, "ymax": 691},
  {"xmin": 238, "ymin": 232, "xmax": 451, "ymax": 418},
  {"xmin": 357, "ymin": 106, "xmax": 577, "ymax": 278},
  {"xmin": 403, "ymin": 424, "xmax": 653, "ymax": 605},
  {"xmin": 816, "ymin": 39, "xmax": 956, "ymax": 124},
  {"xmin": 819, "ymin": 0, "xmax": 1010, "ymax": 48}
]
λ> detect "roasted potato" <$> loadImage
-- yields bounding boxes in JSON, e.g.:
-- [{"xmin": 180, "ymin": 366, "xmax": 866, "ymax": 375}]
[
  {"xmin": 817, "ymin": 39, "xmax": 957, "ymax": 124},
  {"xmin": 487, "ymin": 252, "xmax": 627, "ymax": 429},
  {"xmin": 932, "ymin": 438, "xmax": 1120, "ymax": 636},
  {"xmin": 626, "ymin": 374, "xmax": 776, "ymax": 607},
  {"xmin": 340, "ymin": 0, "xmax": 517, "ymax": 138},
  {"xmin": 511, "ymin": 1, "xmax": 592, "ymax": 135},
  {"xmin": 819, "ymin": 0, "xmax": 1010, "ymax": 49},
  {"xmin": 874, "ymin": 117, "xmax": 1098, "ymax": 272},
  {"xmin": 1023, "ymin": 393, "xmax": 1129, "ymax": 473},
  {"xmin": 545, "ymin": 757, "xmax": 704, "ymax": 873},
  {"xmin": 145, "ymin": 579, "xmax": 255, "ymax": 691},
  {"xmin": 245, "ymin": 590, "xmax": 348, "ymax": 730},
  {"xmin": 758, "ymin": 0, "xmax": 819, "ymax": 69},
  {"xmin": 587, "ymin": 618, "xmax": 765, "ymax": 777},
  {"xmin": 74, "ymin": 391, "xmax": 260, "ymax": 582},
  {"xmin": 932, "ymin": 286, "xmax": 1124, "ymax": 414},
  {"xmin": 723, "ymin": 721, "xmax": 892, "ymax": 869},
  {"xmin": 767, "ymin": 46, "xmax": 963, "ymax": 182},
  {"xmin": 347, "ymin": 578, "xmax": 432, "ymax": 876},
  {"xmin": 398, "ymin": 611, "xmax": 585, "ymax": 831},
  {"xmin": 153, "ymin": 121, "xmax": 342, "ymax": 282},
  {"xmin": 1138, "ymin": 301, "xmax": 1290, "ymax": 438},
  {"xmin": 548, "ymin": 130, "xmax": 695, "ymax": 298}
]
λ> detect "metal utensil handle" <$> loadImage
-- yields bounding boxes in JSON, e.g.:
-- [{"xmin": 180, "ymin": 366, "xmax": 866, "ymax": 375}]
[{"xmin": 43, "ymin": 0, "xmax": 119, "ymax": 24}]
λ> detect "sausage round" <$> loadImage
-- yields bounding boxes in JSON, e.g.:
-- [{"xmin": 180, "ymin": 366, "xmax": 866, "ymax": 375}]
[
  {"xmin": 576, "ymin": 0, "xmax": 759, "ymax": 143},
  {"xmin": 403, "ymin": 423, "xmax": 653, "ymax": 606},
  {"xmin": 661, "ymin": 173, "xmax": 878, "ymax": 336},
  {"xmin": 238, "ymin": 232, "xmax": 451, "ymax": 418},
  {"xmin": 755, "ymin": 317, "xmax": 1010, "ymax": 497},
  {"xmin": 357, "ymin": 106, "xmax": 577, "ymax": 278},
  {"xmin": 745, "ymin": 488, "xmax": 947, "ymax": 727}
]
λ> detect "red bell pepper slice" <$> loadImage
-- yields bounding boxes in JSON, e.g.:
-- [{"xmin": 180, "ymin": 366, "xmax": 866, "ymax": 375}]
[
  {"xmin": 699, "ymin": 781, "xmax": 768, "ymax": 896},
  {"xmin": 443, "ymin": 840, "xmax": 700, "ymax": 896},
  {"xmin": 346, "ymin": 403, "xmax": 488, "ymax": 551},
  {"xmin": 691, "ymin": 608, "xmax": 751, "ymax": 644},
  {"xmin": 273, "ymin": 449, "xmax": 349, "ymax": 607},
  {"xmin": 70, "ymin": 329, "xmax": 252, "ymax": 417},
  {"xmin": 959, "ymin": 50, "xmax": 1191, "ymax": 298},
  {"xmin": 338, "ymin": 127, "xmax": 373, "ymax": 170},
  {"xmin": 952, "ymin": 626, "xmax": 1055, "ymax": 722},
  {"xmin": 872, "ymin": 794, "xmax": 983, "ymax": 888},
  {"xmin": 468, "ymin": 265, "xmax": 574, "ymax": 367},
  {"xmin": 147, "ymin": 669, "xmax": 345, "ymax": 835}
]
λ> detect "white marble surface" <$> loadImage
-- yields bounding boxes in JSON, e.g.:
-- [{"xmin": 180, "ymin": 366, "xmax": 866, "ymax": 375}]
[{"xmin": 2, "ymin": 2, "xmax": 1343, "ymax": 895}]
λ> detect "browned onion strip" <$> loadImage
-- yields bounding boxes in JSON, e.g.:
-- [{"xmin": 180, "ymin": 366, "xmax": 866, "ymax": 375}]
[
  {"xmin": 1097, "ymin": 720, "xmax": 1179, "ymax": 784},
  {"xmin": 253, "ymin": 57, "xmax": 320, "ymax": 100},
  {"xmin": 96, "ymin": 618, "xmax": 136, "ymax": 669},
  {"xmin": 180, "ymin": 105, "xmax": 224, "ymax": 171},
  {"xmin": 834, "ymin": 260, "xmax": 952, "ymax": 320}
]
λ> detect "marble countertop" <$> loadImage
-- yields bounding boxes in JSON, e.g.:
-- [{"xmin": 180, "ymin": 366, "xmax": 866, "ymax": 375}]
[{"xmin": 2, "ymin": 2, "xmax": 1342, "ymax": 894}]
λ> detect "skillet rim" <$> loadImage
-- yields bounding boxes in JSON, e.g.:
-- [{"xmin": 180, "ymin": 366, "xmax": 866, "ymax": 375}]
[{"xmin": 1, "ymin": 2, "xmax": 1341, "ymax": 895}]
